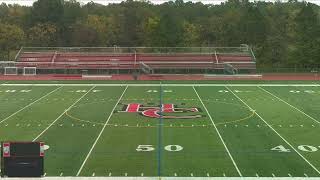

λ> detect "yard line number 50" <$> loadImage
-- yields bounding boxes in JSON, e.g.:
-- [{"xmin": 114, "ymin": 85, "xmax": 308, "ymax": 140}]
[{"xmin": 136, "ymin": 145, "xmax": 183, "ymax": 152}]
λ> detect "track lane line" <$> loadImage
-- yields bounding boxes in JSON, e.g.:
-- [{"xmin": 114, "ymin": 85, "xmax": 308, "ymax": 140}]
[
  {"xmin": 193, "ymin": 86, "xmax": 242, "ymax": 177},
  {"xmin": 258, "ymin": 86, "xmax": 320, "ymax": 124},
  {"xmin": 225, "ymin": 86, "xmax": 320, "ymax": 175},
  {"xmin": 0, "ymin": 86, "xmax": 62, "ymax": 124},
  {"xmin": 32, "ymin": 86, "xmax": 96, "ymax": 141},
  {"xmin": 76, "ymin": 85, "xmax": 128, "ymax": 176}
]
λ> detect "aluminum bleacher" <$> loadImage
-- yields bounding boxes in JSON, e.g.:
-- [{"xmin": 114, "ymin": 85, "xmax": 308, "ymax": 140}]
[{"xmin": 15, "ymin": 46, "xmax": 256, "ymax": 74}]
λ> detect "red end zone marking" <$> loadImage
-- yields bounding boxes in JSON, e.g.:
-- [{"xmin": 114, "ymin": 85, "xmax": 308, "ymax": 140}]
[
  {"xmin": 142, "ymin": 104, "xmax": 174, "ymax": 118},
  {"xmin": 126, "ymin": 103, "xmax": 141, "ymax": 112},
  {"xmin": 142, "ymin": 109, "xmax": 160, "ymax": 118},
  {"xmin": 162, "ymin": 104, "xmax": 174, "ymax": 113}
]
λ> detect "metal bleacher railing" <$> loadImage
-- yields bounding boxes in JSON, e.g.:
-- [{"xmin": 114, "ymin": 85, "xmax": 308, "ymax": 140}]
[
  {"xmin": 9, "ymin": 45, "xmax": 257, "ymax": 75},
  {"xmin": 17, "ymin": 46, "xmax": 253, "ymax": 54}
]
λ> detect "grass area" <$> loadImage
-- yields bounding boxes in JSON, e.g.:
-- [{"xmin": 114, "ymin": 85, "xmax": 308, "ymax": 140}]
[{"xmin": 0, "ymin": 82, "xmax": 320, "ymax": 177}]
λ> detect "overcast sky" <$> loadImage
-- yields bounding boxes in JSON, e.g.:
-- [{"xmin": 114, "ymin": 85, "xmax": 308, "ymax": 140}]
[{"xmin": 0, "ymin": 0, "xmax": 319, "ymax": 6}]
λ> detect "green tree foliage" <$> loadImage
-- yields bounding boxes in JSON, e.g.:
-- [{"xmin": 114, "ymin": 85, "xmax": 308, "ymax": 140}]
[
  {"xmin": 63, "ymin": 0, "xmax": 85, "ymax": 25},
  {"xmin": 143, "ymin": 16, "xmax": 160, "ymax": 46},
  {"xmin": 181, "ymin": 21, "xmax": 200, "ymax": 46},
  {"xmin": 27, "ymin": 23, "xmax": 57, "ymax": 46},
  {"xmin": 291, "ymin": 3, "xmax": 320, "ymax": 67},
  {"xmin": 83, "ymin": 15, "xmax": 119, "ymax": 46},
  {"xmin": 0, "ymin": 23, "xmax": 24, "ymax": 60},
  {"xmin": 30, "ymin": 0, "xmax": 64, "ymax": 25},
  {"xmin": 69, "ymin": 23, "xmax": 100, "ymax": 46},
  {"xmin": 154, "ymin": 12, "xmax": 184, "ymax": 46},
  {"xmin": 0, "ymin": 0, "xmax": 319, "ymax": 70}
]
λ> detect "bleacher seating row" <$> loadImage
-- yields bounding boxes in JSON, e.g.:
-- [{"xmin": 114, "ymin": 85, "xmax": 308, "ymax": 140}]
[{"xmin": 16, "ymin": 52, "xmax": 256, "ymax": 70}]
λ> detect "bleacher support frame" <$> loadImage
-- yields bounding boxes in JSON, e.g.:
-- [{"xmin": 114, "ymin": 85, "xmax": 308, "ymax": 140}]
[
  {"xmin": 140, "ymin": 62, "xmax": 154, "ymax": 74},
  {"xmin": 224, "ymin": 63, "xmax": 238, "ymax": 75}
]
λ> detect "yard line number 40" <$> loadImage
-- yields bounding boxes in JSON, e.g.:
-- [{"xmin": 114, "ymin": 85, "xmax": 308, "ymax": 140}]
[
  {"xmin": 136, "ymin": 145, "xmax": 183, "ymax": 152},
  {"xmin": 271, "ymin": 145, "xmax": 320, "ymax": 153}
]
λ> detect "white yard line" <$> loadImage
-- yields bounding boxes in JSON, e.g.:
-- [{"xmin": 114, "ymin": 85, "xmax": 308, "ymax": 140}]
[
  {"xmin": 76, "ymin": 86, "xmax": 128, "ymax": 176},
  {"xmin": 193, "ymin": 86, "xmax": 242, "ymax": 177},
  {"xmin": 225, "ymin": 86, "xmax": 320, "ymax": 175},
  {"xmin": 258, "ymin": 86, "xmax": 320, "ymax": 124},
  {"xmin": 32, "ymin": 86, "xmax": 96, "ymax": 141},
  {"xmin": 0, "ymin": 86, "xmax": 62, "ymax": 124},
  {"xmin": 0, "ymin": 81, "xmax": 8, "ymax": 85},
  {"xmin": 1, "ymin": 83, "xmax": 320, "ymax": 87}
]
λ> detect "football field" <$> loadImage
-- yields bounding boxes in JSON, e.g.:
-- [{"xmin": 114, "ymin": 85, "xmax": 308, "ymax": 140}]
[{"xmin": 1, "ymin": 82, "xmax": 320, "ymax": 178}]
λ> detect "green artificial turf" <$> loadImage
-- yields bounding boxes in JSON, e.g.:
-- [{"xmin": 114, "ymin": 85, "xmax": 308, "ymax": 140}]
[{"xmin": 0, "ymin": 82, "xmax": 320, "ymax": 177}]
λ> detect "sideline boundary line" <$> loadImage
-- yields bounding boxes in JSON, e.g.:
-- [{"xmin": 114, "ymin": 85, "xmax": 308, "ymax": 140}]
[
  {"xmin": 0, "ymin": 86, "xmax": 62, "ymax": 124},
  {"xmin": 0, "ymin": 81, "xmax": 8, "ymax": 85},
  {"xmin": 258, "ymin": 86, "xmax": 320, "ymax": 124},
  {"xmin": 33, "ymin": 86, "xmax": 96, "ymax": 141},
  {"xmin": 193, "ymin": 86, "xmax": 242, "ymax": 177},
  {"xmin": 76, "ymin": 86, "xmax": 128, "ymax": 176},
  {"xmin": 1, "ymin": 83, "xmax": 320, "ymax": 87},
  {"xmin": 225, "ymin": 86, "xmax": 320, "ymax": 175}
]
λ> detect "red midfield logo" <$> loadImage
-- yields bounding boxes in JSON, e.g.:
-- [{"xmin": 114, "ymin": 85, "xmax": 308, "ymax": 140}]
[{"xmin": 119, "ymin": 103, "xmax": 202, "ymax": 119}]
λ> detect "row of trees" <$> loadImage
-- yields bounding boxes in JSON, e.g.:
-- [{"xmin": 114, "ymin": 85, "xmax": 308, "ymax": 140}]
[{"xmin": 0, "ymin": 0, "xmax": 319, "ymax": 69}]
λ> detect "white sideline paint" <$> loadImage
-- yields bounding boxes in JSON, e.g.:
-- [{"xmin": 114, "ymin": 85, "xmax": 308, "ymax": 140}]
[
  {"xmin": 193, "ymin": 86, "xmax": 242, "ymax": 177},
  {"xmin": 0, "ymin": 81, "xmax": 8, "ymax": 85},
  {"xmin": 32, "ymin": 86, "xmax": 96, "ymax": 141},
  {"xmin": 82, "ymin": 75, "xmax": 112, "ymax": 78},
  {"xmin": 76, "ymin": 86, "xmax": 128, "ymax": 176},
  {"xmin": 204, "ymin": 74, "xmax": 262, "ymax": 78},
  {"xmin": 225, "ymin": 86, "xmax": 320, "ymax": 175},
  {"xmin": 1, "ymin": 83, "xmax": 320, "ymax": 87},
  {"xmin": 258, "ymin": 86, "xmax": 320, "ymax": 124},
  {"xmin": 0, "ymin": 86, "xmax": 62, "ymax": 124}
]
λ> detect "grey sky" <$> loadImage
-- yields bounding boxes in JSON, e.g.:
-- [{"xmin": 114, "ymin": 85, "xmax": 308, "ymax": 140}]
[{"xmin": 0, "ymin": 0, "xmax": 319, "ymax": 6}]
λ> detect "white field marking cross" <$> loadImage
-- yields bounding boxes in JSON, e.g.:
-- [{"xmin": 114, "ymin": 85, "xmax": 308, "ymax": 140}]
[
  {"xmin": 147, "ymin": 89, "xmax": 172, "ymax": 93},
  {"xmin": 218, "ymin": 90, "xmax": 229, "ymax": 93},
  {"xmin": 76, "ymin": 90, "xmax": 88, "ymax": 93},
  {"xmin": 0, "ymin": 90, "xmax": 31, "ymax": 93},
  {"xmin": 147, "ymin": 90, "xmax": 158, "ymax": 93},
  {"xmin": 289, "ymin": 90, "xmax": 300, "ymax": 93},
  {"xmin": 234, "ymin": 90, "xmax": 252, "ymax": 93},
  {"xmin": 4, "ymin": 90, "xmax": 16, "ymax": 93},
  {"xmin": 289, "ymin": 90, "xmax": 320, "ymax": 94}
]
